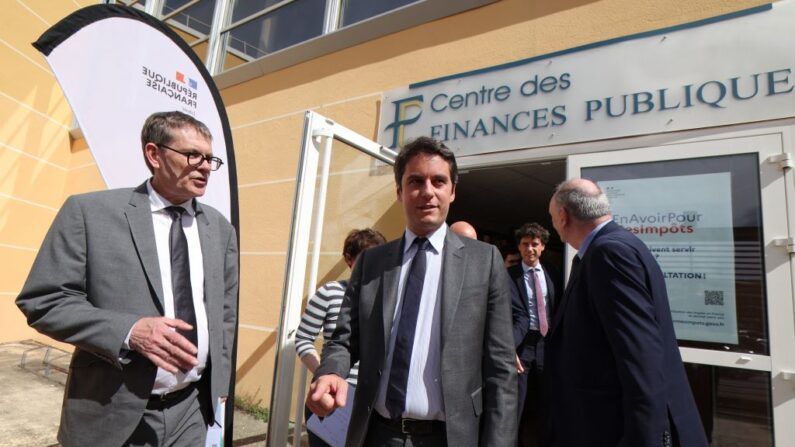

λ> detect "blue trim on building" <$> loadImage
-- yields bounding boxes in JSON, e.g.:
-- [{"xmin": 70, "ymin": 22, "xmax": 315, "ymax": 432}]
[{"xmin": 409, "ymin": 3, "xmax": 773, "ymax": 89}]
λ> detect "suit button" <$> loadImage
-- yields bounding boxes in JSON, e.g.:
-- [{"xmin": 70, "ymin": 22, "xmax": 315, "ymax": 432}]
[{"xmin": 377, "ymin": 369, "xmax": 382, "ymax": 376}]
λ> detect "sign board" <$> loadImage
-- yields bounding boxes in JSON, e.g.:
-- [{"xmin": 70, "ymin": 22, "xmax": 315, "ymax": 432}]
[{"xmin": 379, "ymin": 2, "xmax": 794, "ymax": 156}]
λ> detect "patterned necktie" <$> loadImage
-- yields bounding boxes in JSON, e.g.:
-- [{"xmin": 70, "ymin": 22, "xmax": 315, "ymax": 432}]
[
  {"xmin": 385, "ymin": 237, "xmax": 429, "ymax": 418},
  {"xmin": 533, "ymin": 268, "xmax": 548, "ymax": 336},
  {"xmin": 166, "ymin": 206, "xmax": 197, "ymax": 348}
]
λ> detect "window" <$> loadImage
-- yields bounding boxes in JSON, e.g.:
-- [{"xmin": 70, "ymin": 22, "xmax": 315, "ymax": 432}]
[
  {"xmin": 582, "ymin": 154, "xmax": 768, "ymax": 355},
  {"xmin": 225, "ymin": 0, "xmax": 326, "ymax": 61},
  {"xmin": 339, "ymin": 0, "xmax": 419, "ymax": 27},
  {"xmin": 117, "ymin": 0, "xmax": 497, "ymax": 78}
]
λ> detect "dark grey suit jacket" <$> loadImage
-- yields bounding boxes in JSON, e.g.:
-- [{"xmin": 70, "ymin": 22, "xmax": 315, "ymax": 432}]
[
  {"xmin": 316, "ymin": 229, "xmax": 518, "ymax": 447},
  {"xmin": 16, "ymin": 182, "xmax": 239, "ymax": 447}
]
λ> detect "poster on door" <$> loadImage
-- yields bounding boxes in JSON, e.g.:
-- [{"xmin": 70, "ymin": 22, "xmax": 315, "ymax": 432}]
[{"xmin": 601, "ymin": 172, "xmax": 738, "ymax": 344}]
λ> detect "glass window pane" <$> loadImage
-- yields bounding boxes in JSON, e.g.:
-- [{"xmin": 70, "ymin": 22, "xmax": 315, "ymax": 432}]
[
  {"xmin": 340, "ymin": 0, "xmax": 419, "ymax": 27},
  {"xmin": 685, "ymin": 364, "xmax": 772, "ymax": 446},
  {"xmin": 582, "ymin": 154, "xmax": 768, "ymax": 354},
  {"xmin": 163, "ymin": 0, "xmax": 216, "ymax": 36},
  {"xmin": 231, "ymin": 0, "xmax": 285, "ymax": 23},
  {"xmin": 226, "ymin": 0, "xmax": 325, "ymax": 60}
]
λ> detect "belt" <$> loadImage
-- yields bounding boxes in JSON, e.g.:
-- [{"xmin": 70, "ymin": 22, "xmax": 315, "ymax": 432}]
[
  {"xmin": 147, "ymin": 382, "xmax": 198, "ymax": 410},
  {"xmin": 373, "ymin": 413, "xmax": 445, "ymax": 435}
]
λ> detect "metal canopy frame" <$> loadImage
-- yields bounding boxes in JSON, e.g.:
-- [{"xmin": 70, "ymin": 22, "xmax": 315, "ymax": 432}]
[{"xmin": 266, "ymin": 111, "xmax": 396, "ymax": 447}]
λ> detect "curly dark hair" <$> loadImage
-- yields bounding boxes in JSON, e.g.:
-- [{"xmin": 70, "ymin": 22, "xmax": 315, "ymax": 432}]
[{"xmin": 514, "ymin": 222, "xmax": 550, "ymax": 245}]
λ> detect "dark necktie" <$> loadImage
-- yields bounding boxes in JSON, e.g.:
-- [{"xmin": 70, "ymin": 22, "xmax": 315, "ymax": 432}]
[
  {"xmin": 385, "ymin": 237, "xmax": 429, "ymax": 418},
  {"xmin": 166, "ymin": 206, "xmax": 197, "ymax": 348}
]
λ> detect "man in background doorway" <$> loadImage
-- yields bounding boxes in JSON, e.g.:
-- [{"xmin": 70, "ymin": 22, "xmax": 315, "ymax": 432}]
[
  {"xmin": 307, "ymin": 136, "xmax": 517, "ymax": 447},
  {"xmin": 450, "ymin": 220, "xmax": 478, "ymax": 239},
  {"xmin": 545, "ymin": 178, "xmax": 707, "ymax": 446},
  {"xmin": 508, "ymin": 222, "xmax": 559, "ymax": 447}
]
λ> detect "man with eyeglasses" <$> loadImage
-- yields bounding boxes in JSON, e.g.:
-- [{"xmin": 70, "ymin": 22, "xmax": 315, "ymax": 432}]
[{"xmin": 16, "ymin": 111, "xmax": 238, "ymax": 447}]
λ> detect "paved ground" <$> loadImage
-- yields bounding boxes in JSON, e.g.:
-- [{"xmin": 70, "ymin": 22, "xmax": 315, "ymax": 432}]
[{"xmin": 0, "ymin": 340, "xmax": 276, "ymax": 447}]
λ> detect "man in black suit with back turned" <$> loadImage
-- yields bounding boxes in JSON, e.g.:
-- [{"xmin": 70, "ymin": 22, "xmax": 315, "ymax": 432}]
[
  {"xmin": 508, "ymin": 222, "xmax": 559, "ymax": 447},
  {"xmin": 545, "ymin": 178, "xmax": 707, "ymax": 447}
]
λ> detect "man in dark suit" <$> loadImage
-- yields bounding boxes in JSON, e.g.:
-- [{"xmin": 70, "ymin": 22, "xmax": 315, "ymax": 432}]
[
  {"xmin": 16, "ymin": 111, "xmax": 238, "ymax": 447},
  {"xmin": 508, "ymin": 223, "xmax": 558, "ymax": 447},
  {"xmin": 545, "ymin": 178, "xmax": 707, "ymax": 447},
  {"xmin": 307, "ymin": 137, "xmax": 517, "ymax": 446}
]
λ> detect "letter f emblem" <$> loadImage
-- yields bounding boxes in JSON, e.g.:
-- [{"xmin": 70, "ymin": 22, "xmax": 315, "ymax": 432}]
[{"xmin": 384, "ymin": 95, "xmax": 423, "ymax": 148}]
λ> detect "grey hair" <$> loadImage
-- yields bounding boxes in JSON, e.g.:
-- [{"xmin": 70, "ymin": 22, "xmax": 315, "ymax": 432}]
[
  {"xmin": 140, "ymin": 111, "xmax": 212, "ymax": 172},
  {"xmin": 553, "ymin": 179, "xmax": 611, "ymax": 221}
]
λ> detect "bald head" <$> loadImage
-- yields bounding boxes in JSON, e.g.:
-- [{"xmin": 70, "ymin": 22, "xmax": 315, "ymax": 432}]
[
  {"xmin": 549, "ymin": 178, "xmax": 611, "ymax": 249},
  {"xmin": 552, "ymin": 178, "xmax": 611, "ymax": 222},
  {"xmin": 450, "ymin": 221, "xmax": 478, "ymax": 239}
]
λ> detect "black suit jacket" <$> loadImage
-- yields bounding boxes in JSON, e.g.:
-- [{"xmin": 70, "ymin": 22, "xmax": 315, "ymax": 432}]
[
  {"xmin": 508, "ymin": 263, "xmax": 559, "ymax": 366},
  {"xmin": 545, "ymin": 221, "xmax": 707, "ymax": 447}
]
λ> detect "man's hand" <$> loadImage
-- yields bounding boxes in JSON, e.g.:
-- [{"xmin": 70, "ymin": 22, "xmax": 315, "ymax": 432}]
[
  {"xmin": 515, "ymin": 354, "xmax": 525, "ymax": 374},
  {"xmin": 129, "ymin": 316, "xmax": 198, "ymax": 373},
  {"xmin": 306, "ymin": 374, "xmax": 348, "ymax": 417}
]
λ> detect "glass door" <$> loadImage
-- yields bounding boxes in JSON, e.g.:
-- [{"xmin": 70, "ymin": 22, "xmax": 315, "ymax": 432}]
[
  {"xmin": 568, "ymin": 129, "xmax": 795, "ymax": 446},
  {"xmin": 266, "ymin": 111, "xmax": 400, "ymax": 447}
]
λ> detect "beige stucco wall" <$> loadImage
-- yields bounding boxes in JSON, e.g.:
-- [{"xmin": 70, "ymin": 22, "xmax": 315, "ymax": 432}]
[
  {"xmin": 1, "ymin": 0, "xmax": 98, "ymax": 349},
  {"xmin": 2, "ymin": 0, "xmax": 772, "ymax": 411}
]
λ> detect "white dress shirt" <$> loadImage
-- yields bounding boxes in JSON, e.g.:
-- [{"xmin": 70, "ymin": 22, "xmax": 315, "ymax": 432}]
[
  {"xmin": 522, "ymin": 262, "xmax": 549, "ymax": 331},
  {"xmin": 375, "ymin": 225, "xmax": 447, "ymax": 421},
  {"xmin": 147, "ymin": 181, "xmax": 208, "ymax": 395}
]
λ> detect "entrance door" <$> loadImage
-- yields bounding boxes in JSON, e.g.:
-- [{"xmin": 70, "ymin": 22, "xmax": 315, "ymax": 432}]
[
  {"xmin": 568, "ymin": 129, "xmax": 795, "ymax": 445},
  {"xmin": 266, "ymin": 111, "xmax": 400, "ymax": 447}
]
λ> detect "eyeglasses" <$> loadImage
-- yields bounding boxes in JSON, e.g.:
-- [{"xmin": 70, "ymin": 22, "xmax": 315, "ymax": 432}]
[{"xmin": 157, "ymin": 144, "xmax": 224, "ymax": 171}]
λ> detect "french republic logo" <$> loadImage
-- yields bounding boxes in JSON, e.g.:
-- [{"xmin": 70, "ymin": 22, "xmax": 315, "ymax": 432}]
[
  {"xmin": 175, "ymin": 70, "xmax": 199, "ymax": 90},
  {"xmin": 142, "ymin": 65, "xmax": 199, "ymax": 109}
]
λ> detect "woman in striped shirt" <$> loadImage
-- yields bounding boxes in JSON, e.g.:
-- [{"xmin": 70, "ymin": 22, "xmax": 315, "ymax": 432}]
[{"xmin": 296, "ymin": 228, "xmax": 386, "ymax": 446}]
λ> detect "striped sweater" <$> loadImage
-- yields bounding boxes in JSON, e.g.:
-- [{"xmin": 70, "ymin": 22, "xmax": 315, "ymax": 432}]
[{"xmin": 295, "ymin": 280, "xmax": 358, "ymax": 384}]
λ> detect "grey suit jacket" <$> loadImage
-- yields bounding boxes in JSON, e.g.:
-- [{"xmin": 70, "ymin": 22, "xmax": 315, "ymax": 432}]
[
  {"xmin": 316, "ymin": 230, "xmax": 518, "ymax": 447},
  {"xmin": 16, "ymin": 182, "xmax": 239, "ymax": 447}
]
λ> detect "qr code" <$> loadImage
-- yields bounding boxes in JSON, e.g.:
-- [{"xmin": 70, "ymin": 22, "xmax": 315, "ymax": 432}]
[{"xmin": 704, "ymin": 290, "xmax": 724, "ymax": 306}]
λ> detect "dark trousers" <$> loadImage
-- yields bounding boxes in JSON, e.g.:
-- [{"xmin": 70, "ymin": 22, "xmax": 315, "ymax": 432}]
[
  {"xmin": 517, "ymin": 331, "xmax": 545, "ymax": 447},
  {"xmin": 363, "ymin": 414, "xmax": 447, "ymax": 447}
]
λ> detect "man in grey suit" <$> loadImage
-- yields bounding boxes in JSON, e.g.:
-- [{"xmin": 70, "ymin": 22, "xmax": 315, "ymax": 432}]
[
  {"xmin": 16, "ymin": 111, "xmax": 238, "ymax": 447},
  {"xmin": 307, "ymin": 137, "xmax": 517, "ymax": 446}
]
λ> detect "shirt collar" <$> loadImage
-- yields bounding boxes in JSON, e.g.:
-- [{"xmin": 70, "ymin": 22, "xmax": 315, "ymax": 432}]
[
  {"xmin": 146, "ymin": 179, "xmax": 195, "ymax": 216},
  {"xmin": 522, "ymin": 262, "xmax": 541, "ymax": 273},
  {"xmin": 403, "ymin": 224, "xmax": 447, "ymax": 255},
  {"xmin": 577, "ymin": 219, "xmax": 611, "ymax": 258}
]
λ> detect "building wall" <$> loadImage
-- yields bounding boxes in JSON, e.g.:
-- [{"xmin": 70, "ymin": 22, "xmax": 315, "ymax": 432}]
[
  {"xmin": 0, "ymin": 0, "xmax": 99, "ymax": 347},
  {"xmin": 221, "ymin": 0, "xmax": 771, "ymax": 406}
]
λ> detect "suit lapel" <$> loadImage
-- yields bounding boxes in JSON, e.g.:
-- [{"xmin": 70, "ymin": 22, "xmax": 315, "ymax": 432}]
[
  {"xmin": 441, "ymin": 231, "xmax": 465, "ymax": 348},
  {"xmin": 542, "ymin": 265, "xmax": 555, "ymax": 310},
  {"xmin": 195, "ymin": 202, "xmax": 218, "ymax": 307},
  {"xmin": 125, "ymin": 183, "xmax": 165, "ymax": 313},
  {"xmin": 549, "ymin": 223, "xmax": 617, "ymax": 337},
  {"xmin": 548, "ymin": 256, "xmax": 581, "ymax": 338},
  {"xmin": 515, "ymin": 268, "xmax": 530, "ymax": 314},
  {"xmin": 381, "ymin": 239, "xmax": 404, "ymax": 354}
]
